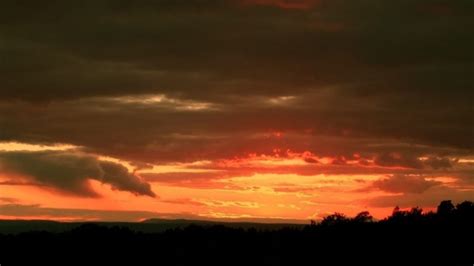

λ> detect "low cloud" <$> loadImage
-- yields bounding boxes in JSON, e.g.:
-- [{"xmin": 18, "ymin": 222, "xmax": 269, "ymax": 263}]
[
  {"xmin": 0, "ymin": 197, "xmax": 19, "ymax": 204},
  {"xmin": 424, "ymin": 156, "xmax": 455, "ymax": 170},
  {"xmin": 367, "ymin": 186, "xmax": 474, "ymax": 208},
  {"xmin": 371, "ymin": 174, "xmax": 441, "ymax": 194},
  {"xmin": 0, "ymin": 204, "xmax": 189, "ymax": 222},
  {"xmin": 0, "ymin": 151, "xmax": 155, "ymax": 197},
  {"xmin": 374, "ymin": 153, "xmax": 424, "ymax": 169}
]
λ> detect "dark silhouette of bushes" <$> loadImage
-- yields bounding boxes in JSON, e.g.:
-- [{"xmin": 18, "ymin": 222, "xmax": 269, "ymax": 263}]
[{"xmin": 0, "ymin": 200, "xmax": 473, "ymax": 265}]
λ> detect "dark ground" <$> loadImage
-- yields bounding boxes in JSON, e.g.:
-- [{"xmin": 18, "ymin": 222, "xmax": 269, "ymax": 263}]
[{"xmin": 0, "ymin": 200, "xmax": 473, "ymax": 265}]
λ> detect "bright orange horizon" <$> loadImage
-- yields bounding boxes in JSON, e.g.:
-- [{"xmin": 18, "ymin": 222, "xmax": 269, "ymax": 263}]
[{"xmin": 1, "ymin": 142, "xmax": 471, "ymax": 223}]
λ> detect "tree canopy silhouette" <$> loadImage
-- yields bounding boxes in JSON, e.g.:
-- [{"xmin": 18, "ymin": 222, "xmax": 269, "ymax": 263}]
[{"xmin": 0, "ymin": 200, "xmax": 473, "ymax": 265}]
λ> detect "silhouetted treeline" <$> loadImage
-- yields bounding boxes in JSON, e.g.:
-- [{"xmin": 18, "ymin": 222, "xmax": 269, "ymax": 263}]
[
  {"xmin": 316, "ymin": 200, "xmax": 474, "ymax": 226},
  {"xmin": 0, "ymin": 200, "xmax": 473, "ymax": 265}
]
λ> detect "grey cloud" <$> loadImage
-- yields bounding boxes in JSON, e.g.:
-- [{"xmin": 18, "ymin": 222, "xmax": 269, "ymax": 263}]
[
  {"xmin": 424, "ymin": 156, "xmax": 455, "ymax": 170},
  {"xmin": 374, "ymin": 153, "xmax": 424, "ymax": 169},
  {"xmin": 0, "ymin": 0, "xmax": 472, "ymax": 103},
  {"xmin": 0, "ymin": 0, "xmax": 472, "ymax": 168},
  {"xmin": 374, "ymin": 153, "xmax": 458, "ymax": 170},
  {"xmin": 0, "ymin": 99, "xmax": 471, "ymax": 165},
  {"xmin": 99, "ymin": 160, "xmax": 156, "ymax": 197},
  {"xmin": 0, "ymin": 151, "xmax": 155, "ymax": 197},
  {"xmin": 371, "ymin": 174, "xmax": 441, "ymax": 194}
]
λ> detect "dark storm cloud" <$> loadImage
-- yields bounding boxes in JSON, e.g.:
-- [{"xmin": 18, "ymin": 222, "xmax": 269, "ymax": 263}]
[
  {"xmin": 0, "ymin": 0, "xmax": 472, "ymax": 165},
  {"xmin": 0, "ymin": 151, "xmax": 155, "ymax": 197},
  {"xmin": 0, "ymin": 98, "xmax": 471, "ymax": 165},
  {"xmin": 0, "ymin": 0, "xmax": 472, "ymax": 101}
]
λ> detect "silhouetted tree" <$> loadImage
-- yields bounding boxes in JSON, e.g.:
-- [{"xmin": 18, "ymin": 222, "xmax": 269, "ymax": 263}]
[
  {"xmin": 388, "ymin": 206, "xmax": 407, "ymax": 222},
  {"xmin": 437, "ymin": 200, "xmax": 455, "ymax": 217},
  {"xmin": 408, "ymin": 207, "xmax": 423, "ymax": 217},
  {"xmin": 392, "ymin": 206, "xmax": 401, "ymax": 215},
  {"xmin": 387, "ymin": 206, "xmax": 424, "ymax": 223},
  {"xmin": 353, "ymin": 211, "xmax": 373, "ymax": 223},
  {"xmin": 320, "ymin": 212, "xmax": 349, "ymax": 226},
  {"xmin": 456, "ymin": 201, "xmax": 474, "ymax": 212},
  {"xmin": 456, "ymin": 201, "xmax": 474, "ymax": 220}
]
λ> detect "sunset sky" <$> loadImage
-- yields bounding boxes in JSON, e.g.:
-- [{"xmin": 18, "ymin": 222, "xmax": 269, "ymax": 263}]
[{"xmin": 0, "ymin": 0, "xmax": 473, "ymax": 222}]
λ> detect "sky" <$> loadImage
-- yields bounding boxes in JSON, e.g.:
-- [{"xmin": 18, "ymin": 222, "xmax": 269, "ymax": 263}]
[{"xmin": 0, "ymin": 0, "xmax": 473, "ymax": 222}]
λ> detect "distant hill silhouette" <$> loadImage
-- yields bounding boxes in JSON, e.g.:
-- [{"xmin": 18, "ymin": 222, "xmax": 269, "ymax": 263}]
[
  {"xmin": 0, "ymin": 200, "xmax": 473, "ymax": 265},
  {"xmin": 0, "ymin": 218, "xmax": 304, "ymax": 235}
]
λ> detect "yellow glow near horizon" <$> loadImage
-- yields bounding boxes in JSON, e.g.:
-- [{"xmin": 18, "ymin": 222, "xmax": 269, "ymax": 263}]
[
  {"xmin": 0, "ymin": 142, "xmax": 78, "ymax": 152},
  {"xmin": 1, "ymin": 142, "xmax": 472, "ymax": 222}
]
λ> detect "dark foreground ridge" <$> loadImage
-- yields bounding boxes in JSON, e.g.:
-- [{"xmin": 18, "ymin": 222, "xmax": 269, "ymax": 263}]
[{"xmin": 1, "ymin": 200, "xmax": 473, "ymax": 265}]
